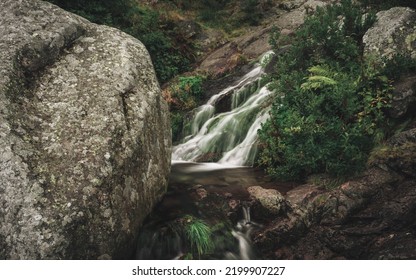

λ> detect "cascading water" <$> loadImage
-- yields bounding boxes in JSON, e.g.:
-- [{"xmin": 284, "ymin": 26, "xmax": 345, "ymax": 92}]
[
  {"xmin": 135, "ymin": 52, "xmax": 276, "ymax": 260},
  {"xmin": 172, "ymin": 51, "xmax": 274, "ymax": 166},
  {"xmin": 225, "ymin": 205, "xmax": 260, "ymax": 260}
]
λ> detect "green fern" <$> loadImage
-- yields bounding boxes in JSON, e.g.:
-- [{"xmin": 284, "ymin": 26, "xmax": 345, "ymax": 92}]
[{"xmin": 301, "ymin": 65, "xmax": 337, "ymax": 91}]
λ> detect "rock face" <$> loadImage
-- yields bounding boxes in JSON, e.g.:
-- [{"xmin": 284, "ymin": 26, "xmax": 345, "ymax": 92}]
[
  {"xmin": 247, "ymin": 186, "xmax": 286, "ymax": 215},
  {"xmin": 196, "ymin": 0, "xmax": 331, "ymax": 77},
  {"xmin": 0, "ymin": 0, "xmax": 171, "ymax": 259},
  {"xmin": 388, "ymin": 75, "xmax": 416, "ymax": 118},
  {"xmin": 363, "ymin": 7, "xmax": 416, "ymax": 61},
  {"xmin": 363, "ymin": 7, "xmax": 416, "ymax": 119},
  {"xmin": 253, "ymin": 128, "xmax": 416, "ymax": 259}
]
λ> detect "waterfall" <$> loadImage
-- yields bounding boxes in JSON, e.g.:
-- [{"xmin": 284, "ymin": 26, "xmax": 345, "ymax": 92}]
[
  {"xmin": 172, "ymin": 51, "xmax": 274, "ymax": 166},
  {"xmin": 225, "ymin": 205, "xmax": 259, "ymax": 260}
]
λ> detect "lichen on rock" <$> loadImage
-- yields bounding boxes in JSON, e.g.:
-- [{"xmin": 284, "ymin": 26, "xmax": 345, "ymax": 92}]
[
  {"xmin": 0, "ymin": 0, "xmax": 171, "ymax": 259},
  {"xmin": 363, "ymin": 7, "xmax": 416, "ymax": 61}
]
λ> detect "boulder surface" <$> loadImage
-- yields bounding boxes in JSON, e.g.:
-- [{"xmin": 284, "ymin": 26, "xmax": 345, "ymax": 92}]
[
  {"xmin": 0, "ymin": 0, "xmax": 171, "ymax": 259},
  {"xmin": 363, "ymin": 7, "xmax": 416, "ymax": 61}
]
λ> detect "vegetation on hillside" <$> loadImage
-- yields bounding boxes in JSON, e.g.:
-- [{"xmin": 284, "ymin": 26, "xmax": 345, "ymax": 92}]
[
  {"xmin": 46, "ymin": 0, "xmax": 270, "ymax": 83},
  {"xmin": 46, "ymin": 0, "xmax": 416, "ymax": 180},
  {"xmin": 362, "ymin": 0, "xmax": 416, "ymax": 9},
  {"xmin": 45, "ymin": 0, "xmax": 271, "ymax": 142},
  {"xmin": 164, "ymin": 75, "xmax": 206, "ymax": 141},
  {"xmin": 258, "ymin": 0, "xmax": 416, "ymax": 180},
  {"xmin": 161, "ymin": 0, "xmax": 270, "ymax": 28}
]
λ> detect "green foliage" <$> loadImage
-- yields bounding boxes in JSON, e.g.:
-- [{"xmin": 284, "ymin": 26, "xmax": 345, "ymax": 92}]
[
  {"xmin": 46, "ymin": 0, "xmax": 131, "ymax": 26},
  {"xmin": 170, "ymin": 111, "xmax": 185, "ymax": 143},
  {"xmin": 381, "ymin": 54, "xmax": 416, "ymax": 81},
  {"xmin": 241, "ymin": 0, "xmax": 261, "ymax": 26},
  {"xmin": 277, "ymin": 0, "xmax": 375, "ymax": 71},
  {"xmin": 178, "ymin": 76, "xmax": 204, "ymax": 99},
  {"xmin": 361, "ymin": 0, "xmax": 416, "ymax": 9},
  {"xmin": 198, "ymin": 0, "xmax": 228, "ymax": 23},
  {"xmin": 170, "ymin": 75, "xmax": 205, "ymax": 110},
  {"xmin": 183, "ymin": 215, "xmax": 214, "ymax": 258},
  {"xmin": 258, "ymin": 0, "xmax": 395, "ymax": 180},
  {"xmin": 167, "ymin": 75, "xmax": 206, "ymax": 141}
]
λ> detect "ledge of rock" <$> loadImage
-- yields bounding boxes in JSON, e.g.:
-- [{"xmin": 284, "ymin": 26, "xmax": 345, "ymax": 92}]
[{"xmin": 0, "ymin": 0, "xmax": 171, "ymax": 259}]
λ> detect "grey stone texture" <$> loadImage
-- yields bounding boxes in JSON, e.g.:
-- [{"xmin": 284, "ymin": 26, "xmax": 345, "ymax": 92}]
[
  {"xmin": 0, "ymin": 0, "xmax": 171, "ymax": 259},
  {"xmin": 363, "ymin": 7, "xmax": 416, "ymax": 61}
]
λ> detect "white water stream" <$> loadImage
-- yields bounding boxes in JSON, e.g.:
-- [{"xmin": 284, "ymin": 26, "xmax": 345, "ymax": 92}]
[
  {"xmin": 172, "ymin": 52, "xmax": 274, "ymax": 166},
  {"xmin": 136, "ymin": 53, "xmax": 275, "ymax": 260}
]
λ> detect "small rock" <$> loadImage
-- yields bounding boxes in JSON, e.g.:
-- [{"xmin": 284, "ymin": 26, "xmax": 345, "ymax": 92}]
[{"xmin": 247, "ymin": 186, "xmax": 285, "ymax": 215}]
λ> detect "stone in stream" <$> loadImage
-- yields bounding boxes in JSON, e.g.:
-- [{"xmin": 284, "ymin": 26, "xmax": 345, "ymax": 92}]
[
  {"xmin": 0, "ymin": 0, "xmax": 171, "ymax": 259},
  {"xmin": 247, "ymin": 186, "xmax": 287, "ymax": 216}
]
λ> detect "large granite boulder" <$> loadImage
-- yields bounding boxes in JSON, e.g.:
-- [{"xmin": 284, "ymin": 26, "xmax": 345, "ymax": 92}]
[
  {"xmin": 0, "ymin": 0, "xmax": 171, "ymax": 259},
  {"xmin": 363, "ymin": 7, "xmax": 416, "ymax": 61}
]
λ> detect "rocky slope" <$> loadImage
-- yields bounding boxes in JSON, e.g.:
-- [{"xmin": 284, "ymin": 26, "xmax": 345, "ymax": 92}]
[
  {"xmin": 0, "ymin": 0, "xmax": 171, "ymax": 259},
  {"xmin": 252, "ymin": 128, "xmax": 416, "ymax": 259}
]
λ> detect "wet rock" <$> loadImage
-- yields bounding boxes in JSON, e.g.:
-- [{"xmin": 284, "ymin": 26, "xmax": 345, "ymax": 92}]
[
  {"xmin": 274, "ymin": 9, "xmax": 306, "ymax": 32},
  {"xmin": 286, "ymin": 184, "xmax": 325, "ymax": 207},
  {"xmin": 363, "ymin": 7, "xmax": 416, "ymax": 62},
  {"xmin": 194, "ymin": 186, "xmax": 208, "ymax": 200},
  {"xmin": 388, "ymin": 75, "xmax": 416, "ymax": 118},
  {"xmin": 198, "ymin": 41, "xmax": 244, "ymax": 77},
  {"xmin": 0, "ymin": 0, "xmax": 171, "ymax": 259},
  {"xmin": 388, "ymin": 128, "xmax": 416, "ymax": 146},
  {"xmin": 384, "ymin": 128, "xmax": 416, "ymax": 177}
]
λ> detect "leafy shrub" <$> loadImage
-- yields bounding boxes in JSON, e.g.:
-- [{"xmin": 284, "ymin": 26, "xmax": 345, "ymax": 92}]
[
  {"xmin": 197, "ymin": 0, "xmax": 228, "ymax": 23},
  {"xmin": 241, "ymin": 0, "xmax": 261, "ymax": 25},
  {"xmin": 169, "ymin": 75, "xmax": 205, "ymax": 110},
  {"xmin": 258, "ymin": 0, "xmax": 395, "ymax": 180},
  {"xmin": 167, "ymin": 75, "xmax": 205, "ymax": 141}
]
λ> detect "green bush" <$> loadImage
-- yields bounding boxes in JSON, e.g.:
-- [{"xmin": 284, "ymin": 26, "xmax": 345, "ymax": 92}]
[
  {"xmin": 168, "ymin": 75, "xmax": 205, "ymax": 141},
  {"xmin": 170, "ymin": 75, "xmax": 205, "ymax": 109},
  {"xmin": 258, "ymin": 0, "xmax": 395, "ymax": 180},
  {"xmin": 241, "ymin": 0, "xmax": 261, "ymax": 26}
]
